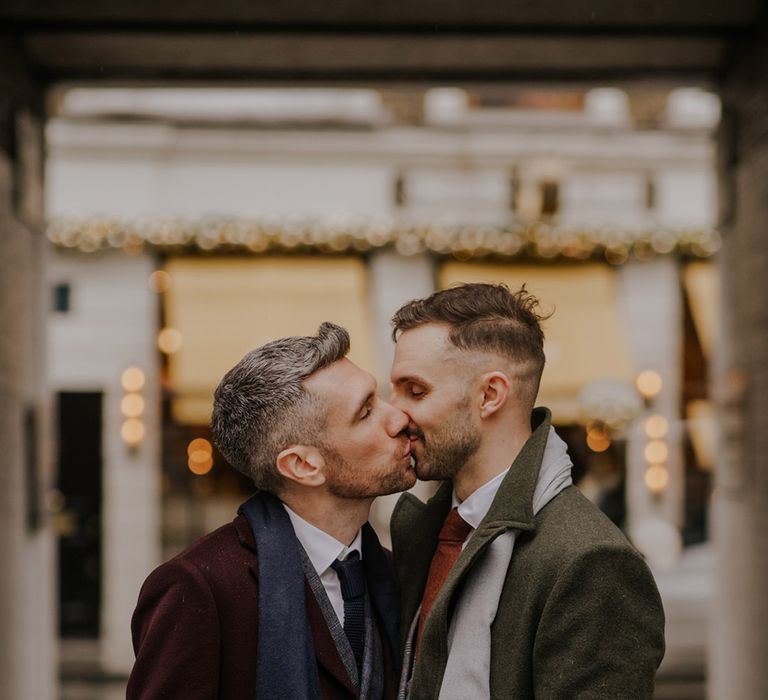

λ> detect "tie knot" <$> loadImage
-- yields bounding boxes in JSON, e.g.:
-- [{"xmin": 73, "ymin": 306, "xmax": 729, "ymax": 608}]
[
  {"xmin": 438, "ymin": 508, "xmax": 472, "ymax": 544},
  {"xmin": 330, "ymin": 551, "xmax": 366, "ymax": 600}
]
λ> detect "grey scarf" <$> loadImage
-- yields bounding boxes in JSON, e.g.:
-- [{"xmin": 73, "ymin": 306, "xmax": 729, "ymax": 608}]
[{"xmin": 438, "ymin": 426, "xmax": 573, "ymax": 699}]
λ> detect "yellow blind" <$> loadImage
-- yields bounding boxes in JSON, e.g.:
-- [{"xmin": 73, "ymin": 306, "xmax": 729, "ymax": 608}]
[
  {"xmin": 683, "ymin": 262, "xmax": 719, "ymax": 359},
  {"xmin": 165, "ymin": 256, "xmax": 373, "ymax": 425},
  {"xmin": 440, "ymin": 263, "xmax": 633, "ymax": 423}
]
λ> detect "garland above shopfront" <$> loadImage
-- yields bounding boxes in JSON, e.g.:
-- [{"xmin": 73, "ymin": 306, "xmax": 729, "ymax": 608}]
[{"xmin": 47, "ymin": 216, "xmax": 721, "ymax": 264}]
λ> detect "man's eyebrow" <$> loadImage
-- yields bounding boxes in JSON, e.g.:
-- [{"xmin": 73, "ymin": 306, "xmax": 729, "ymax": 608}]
[{"xmin": 393, "ymin": 374, "xmax": 431, "ymax": 387}]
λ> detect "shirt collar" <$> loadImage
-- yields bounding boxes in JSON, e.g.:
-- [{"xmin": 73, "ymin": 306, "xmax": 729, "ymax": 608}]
[
  {"xmin": 282, "ymin": 503, "xmax": 362, "ymax": 576},
  {"xmin": 451, "ymin": 466, "xmax": 511, "ymax": 530}
]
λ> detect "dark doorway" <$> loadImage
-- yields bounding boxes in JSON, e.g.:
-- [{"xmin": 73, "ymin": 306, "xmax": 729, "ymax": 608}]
[{"xmin": 57, "ymin": 392, "xmax": 103, "ymax": 638}]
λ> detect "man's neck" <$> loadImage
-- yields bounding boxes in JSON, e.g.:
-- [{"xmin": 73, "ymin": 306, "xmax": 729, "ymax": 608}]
[
  {"xmin": 453, "ymin": 420, "xmax": 532, "ymax": 502},
  {"xmin": 278, "ymin": 491, "xmax": 373, "ymax": 546}
]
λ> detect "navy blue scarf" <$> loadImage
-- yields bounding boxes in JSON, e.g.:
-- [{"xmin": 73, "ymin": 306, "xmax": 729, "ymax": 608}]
[
  {"xmin": 238, "ymin": 492, "xmax": 322, "ymax": 700},
  {"xmin": 238, "ymin": 492, "xmax": 401, "ymax": 699}
]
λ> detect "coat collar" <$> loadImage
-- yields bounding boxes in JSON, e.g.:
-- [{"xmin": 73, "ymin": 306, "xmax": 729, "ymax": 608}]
[{"xmin": 391, "ymin": 407, "xmax": 552, "ymax": 650}]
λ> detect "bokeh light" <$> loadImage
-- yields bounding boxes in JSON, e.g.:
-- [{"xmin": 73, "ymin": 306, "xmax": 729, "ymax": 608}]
[
  {"xmin": 121, "ymin": 366, "xmax": 146, "ymax": 392},
  {"xmin": 636, "ymin": 369, "xmax": 663, "ymax": 399},
  {"xmin": 187, "ymin": 438, "xmax": 214, "ymax": 475},
  {"xmin": 586, "ymin": 426, "xmax": 611, "ymax": 452},
  {"xmin": 645, "ymin": 440, "xmax": 669, "ymax": 464},
  {"xmin": 644, "ymin": 414, "xmax": 669, "ymax": 439},
  {"xmin": 148, "ymin": 270, "xmax": 172, "ymax": 293},
  {"xmin": 120, "ymin": 393, "xmax": 145, "ymax": 418},
  {"xmin": 645, "ymin": 464, "xmax": 669, "ymax": 495},
  {"xmin": 187, "ymin": 438, "xmax": 212, "ymax": 455},
  {"xmin": 157, "ymin": 327, "xmax": 183, "ymax": 354},
  {"xmin": 121, "ymin": 418, "xmax": 145, "ymax": 446}
]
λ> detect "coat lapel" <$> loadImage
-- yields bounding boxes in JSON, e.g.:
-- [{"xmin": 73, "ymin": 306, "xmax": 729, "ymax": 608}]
[
  {"xmin": 361, "ymin": 522, "xmax": 400, "ymax": 673},
  {"xmin": 304, "ymin": 582, "xmax": 359, "ymax": 696},
  {"xmin": 390, "ymin": 484, "xmax": 452, "ymax": 650}
]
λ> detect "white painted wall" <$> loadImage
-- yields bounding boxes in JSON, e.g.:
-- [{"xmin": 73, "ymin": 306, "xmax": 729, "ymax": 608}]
[
  {"xmin": 46, "ymin": 118, "xmax": 715, "ymax": 229},
  {"xmin": 47, "ymin": 250, "xmax": 161, "ymax": 674}
]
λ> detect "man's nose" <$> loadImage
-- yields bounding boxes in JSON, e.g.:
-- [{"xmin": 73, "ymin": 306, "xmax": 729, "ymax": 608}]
[{"xmin": 384, "ymin": 401, "xmax": 409, "ymax": 437}]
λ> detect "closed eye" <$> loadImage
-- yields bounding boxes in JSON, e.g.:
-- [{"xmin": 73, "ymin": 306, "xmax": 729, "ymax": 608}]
[{"xmin": 409, "ymin": 384, "xmax": 427, "ymax": 398}]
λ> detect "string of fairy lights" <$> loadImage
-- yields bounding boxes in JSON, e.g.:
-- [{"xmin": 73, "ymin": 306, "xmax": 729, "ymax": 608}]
[{"xmin": 47, "ymin": 216, "xmax": 721, "ymax": 263}]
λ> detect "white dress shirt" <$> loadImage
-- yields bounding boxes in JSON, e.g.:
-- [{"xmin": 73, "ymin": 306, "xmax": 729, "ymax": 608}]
[
  {"xmin": 451, "ymin": 466, "xmax": 511, "ymax": 548},
  {"xmin": 283, "ymin": 504, "xmax": 362, "ymax": 626}
]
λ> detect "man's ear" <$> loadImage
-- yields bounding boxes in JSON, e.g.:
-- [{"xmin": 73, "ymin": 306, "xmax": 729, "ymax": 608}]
[
  {"xmin": 479, "ymin": 371, "xmax": 510, "ymax": 419},
  {"xmin": 275, "ymin": 445, "xmax": 327, "ymax": 487}
]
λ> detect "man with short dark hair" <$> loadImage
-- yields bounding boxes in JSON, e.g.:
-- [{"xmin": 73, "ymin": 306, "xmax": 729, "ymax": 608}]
[
  {"xmin": 389, "ymin": 283, "xmax": 665, "ymax": 699},
  {"xmin": 128, "ymin": 322, "xmax": 416, "ymax": 700}
]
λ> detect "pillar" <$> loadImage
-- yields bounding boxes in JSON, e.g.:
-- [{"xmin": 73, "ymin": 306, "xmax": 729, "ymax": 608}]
[
  {"xmin": 617, "ymin": 258, "xmax": 684, "ymax": 570},
  {"xmin": 710, "ymin": 20, "xmax": 768, "ymax": 700},
  {"xmin": 367, "ymin": 249, "xmax": 436, "ymax": 544},
  {"xmin": 0, "ymin": 41, "xmax": 56, "ymax": 700}
]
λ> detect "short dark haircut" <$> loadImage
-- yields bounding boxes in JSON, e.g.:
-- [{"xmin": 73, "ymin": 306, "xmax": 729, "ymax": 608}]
[
  {"xmin": 392, "ymin": 282, "xmax": 549, "ymax": 407},
  {"xmin": 211, "ymin": 322, "xmax": 349, "ymax": 492}
]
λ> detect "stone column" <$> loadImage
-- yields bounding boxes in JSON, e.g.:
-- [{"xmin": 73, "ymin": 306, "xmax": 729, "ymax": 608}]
[
  {"xmin": 367, "ymin": 249, "xmax": 436, "ymax": 544},
  {"xmin": 710, "ymin": 23, "xmax": 768, "ymax": 700},
  {"xmin": 0, "ymin": 43, "xmax": 56, "ymax": 700},
  {"xmin": 617, "ymin": 259, "xmax": 684, "ymax": 570}
]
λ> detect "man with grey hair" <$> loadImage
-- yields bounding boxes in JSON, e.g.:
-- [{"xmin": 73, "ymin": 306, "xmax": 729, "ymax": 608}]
[{"xmin": 128, "ymin": 322, "xmax": 416, "ymax": 700}]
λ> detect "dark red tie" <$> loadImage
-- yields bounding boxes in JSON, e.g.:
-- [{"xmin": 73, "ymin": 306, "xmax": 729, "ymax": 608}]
[{"xmin": 416, "ymin": 508, "xmax": 472, "ymax": 655}]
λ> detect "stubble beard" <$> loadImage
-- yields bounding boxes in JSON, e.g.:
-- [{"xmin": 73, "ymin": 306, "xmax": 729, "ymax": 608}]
[
  {"xmin": 323, "ymin": 448, "xmax": 416, "ymax": 499},
  {"xmin": 413, "ymin": 406, "xmax": 481, "ymax": 481}
]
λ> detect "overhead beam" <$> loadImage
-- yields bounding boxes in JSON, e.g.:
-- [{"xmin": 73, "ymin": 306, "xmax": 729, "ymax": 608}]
[
  {"xmin": 25, "ymin": 32, "xmax": 727, "ymax": 83},
  {"xmin": 0, "ymin": 0, "xmax": 761, "ymax": 29}
]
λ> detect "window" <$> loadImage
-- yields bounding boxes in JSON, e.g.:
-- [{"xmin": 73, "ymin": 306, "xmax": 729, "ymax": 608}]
[
  {"xmin": 53, "ymin": 283, "xmax": 71, "ymax": 313},
  {"xmin": 540, "ymin": 180, "xmax": 560, "ymax": 217}
]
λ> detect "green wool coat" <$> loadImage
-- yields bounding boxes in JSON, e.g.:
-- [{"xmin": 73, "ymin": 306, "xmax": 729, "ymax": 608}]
[{"xmin": 391, "ymin": 408, "xmax": 665, "ymax": 700}]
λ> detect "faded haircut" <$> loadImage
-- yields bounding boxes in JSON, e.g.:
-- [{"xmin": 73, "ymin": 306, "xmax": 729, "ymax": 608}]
[
  {"xmin": 211, "ymin": 322, "xmax": 350, "ymax": 492},
  {"xmin": 391, "ymin": 283, "xmax": 550, "ymax": 409}
]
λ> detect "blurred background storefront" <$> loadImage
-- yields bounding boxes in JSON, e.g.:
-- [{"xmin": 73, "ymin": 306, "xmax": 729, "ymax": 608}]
[
  {"xmin": 44, "ymin": 85, "xmax": 719, "ymax": 696},
  {"xmin": 6, "ymin": 5, "xmax": 768, "ymax": 700}
]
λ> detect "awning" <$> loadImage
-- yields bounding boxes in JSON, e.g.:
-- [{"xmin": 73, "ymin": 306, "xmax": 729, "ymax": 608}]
[
  {"xmin": 440, "ymin": 262, "xmax": 634, "ymax": 424},
  {"xmin": 165, "ymin": 256, "xmax": 373, "ymax": 424}
]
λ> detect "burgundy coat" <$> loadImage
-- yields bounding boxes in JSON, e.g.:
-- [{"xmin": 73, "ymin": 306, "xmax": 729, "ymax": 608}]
[{"xmin": 128, "ymin": 514, "xmax": 398, "ymax": 699}]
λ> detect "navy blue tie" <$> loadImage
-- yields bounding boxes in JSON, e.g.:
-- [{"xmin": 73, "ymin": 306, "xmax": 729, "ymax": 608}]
[{"xmin": 331, "ymin": 550, "xmax": 366, "ymax": 675}]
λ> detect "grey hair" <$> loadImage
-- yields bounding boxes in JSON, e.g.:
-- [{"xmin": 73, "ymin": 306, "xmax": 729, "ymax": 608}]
[{"xmin": 211, "ymin": 322, "xmax": 350, "ymax": 492}]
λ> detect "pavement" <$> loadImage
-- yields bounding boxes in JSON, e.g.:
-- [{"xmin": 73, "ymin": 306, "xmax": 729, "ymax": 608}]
[{"xmin": 653, "ymin": 543, "xmax": 712, "ymax": 699}]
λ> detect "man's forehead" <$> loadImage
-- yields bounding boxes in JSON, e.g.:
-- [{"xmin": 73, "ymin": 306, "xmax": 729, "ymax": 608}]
[
  {"xmin": 392, "ymin": 324, "xmax": 456, "ymax": 376},
  {"xmin": 304, "ymin": 357, "xmax": 373, "ymax": 400},
  {"xmin": 392, "ymin": 323, "xmax": 511, "ymax": 380},
  {"xmin": 397, "ymin": 323, "xmax": 452, "ymax": 347}
]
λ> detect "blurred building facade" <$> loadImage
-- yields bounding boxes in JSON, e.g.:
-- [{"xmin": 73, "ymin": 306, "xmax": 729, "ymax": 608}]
[
  {"xmin": 3, "ymin": 6, "xmax": 768, "ymax": 699},
  {"xmin": 44, "ymin": 86, "xmax": 719, "ymax": 678}
]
